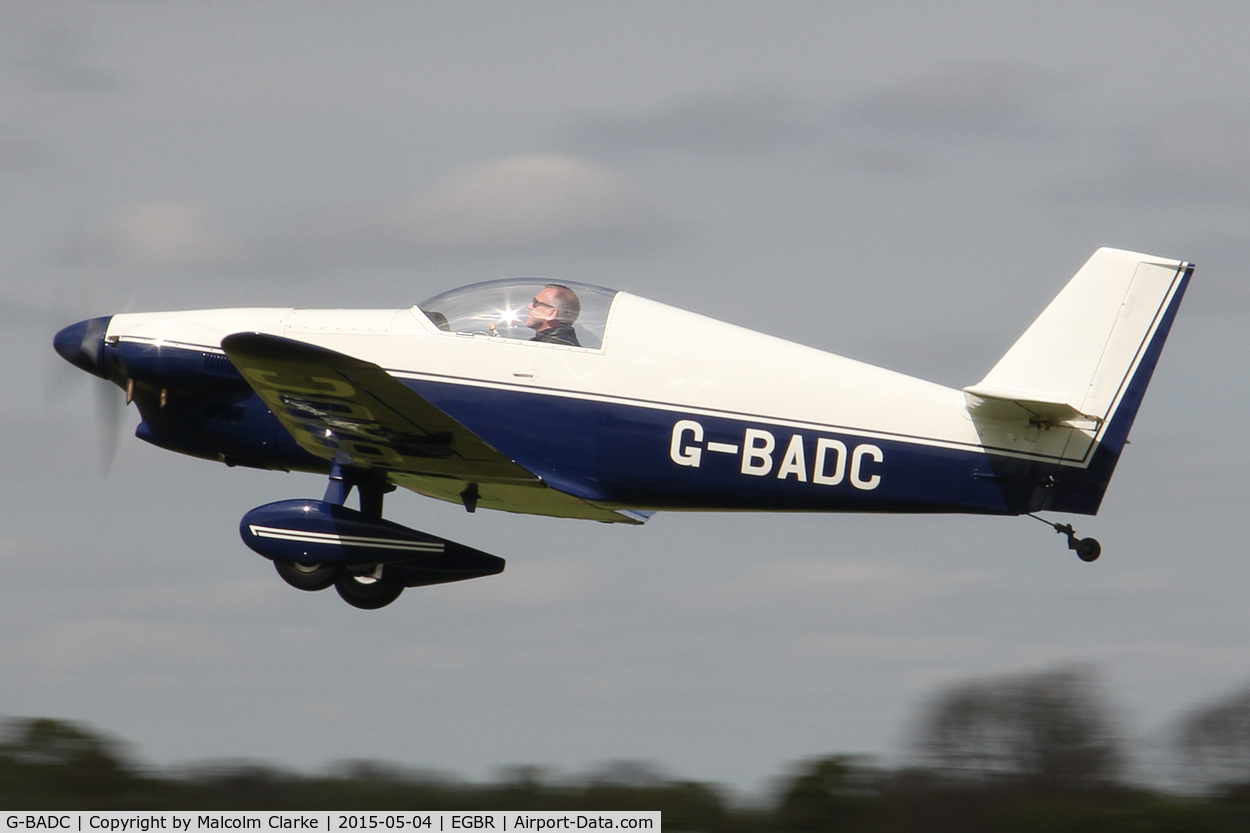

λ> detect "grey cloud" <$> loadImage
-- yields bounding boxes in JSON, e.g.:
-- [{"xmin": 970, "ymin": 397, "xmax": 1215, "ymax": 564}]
[
  {"xmin": 73, "ymin": 200, "xmax": 247, "ymax": 275},
  {"xmin": 0, "ymin": 124, "xmax": 44, "ymax": 177},
  {"xmin": 845, "ymin": 64, "xmax": 1063, "ymax": 141},
  {"xmin": 381, "ymin": 155, "xmax": 672, "ymax": 254},
  {"xmin": 571, "ymin": 90, "xmax": 828, "ymax": 156},
  {"xmin": 858, "ymin": 328, "xmax": 1008, "ymax": 388},
  {"xmin": 59, "ymin": 199, "xmax": 256, "ymax": 310},
  {"xmin": 0, "ymin": 296, "xmax": 62, "ymax": 326},
  {"xmin": 567, "ymin": 66, "xmax": 1063, "ymax": 172},
  {"xmin": 259, "ymin": 154, "xmax": 684, "ymax": 273},
  {"xmin": 828, "ymin": 64, "xmax": 1067, "ymax": 177},
  {"xmin": 57, "ymin": 156, "xmax": 685, "ymax": 312},
  {"xmin": 67, "ymin": 156, "xmax": 682, "ymax": 288},
  {"xmin": 1071, "ymin": 107, "xmax": 1250, "ymax": 204},
  {"xmin": 0, "ymin": 21, "xmax": 121, "ymax": 93}
]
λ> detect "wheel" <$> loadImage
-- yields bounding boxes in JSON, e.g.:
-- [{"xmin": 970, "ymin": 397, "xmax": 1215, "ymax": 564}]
[
  {"xmin": 1075, "ymin": 537, "xmax": 1101, "ymax": 563},
  {"xmin": 335, "ymin": 573, "xmax": 404, "ymax": 609},
  {"xmin": 274, "ymin": 559, "xmax": 342, "ymax": 591}
]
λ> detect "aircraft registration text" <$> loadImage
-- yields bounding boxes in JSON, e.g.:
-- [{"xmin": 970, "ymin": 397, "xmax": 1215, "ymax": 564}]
[{"xmin": 668, "ymin": 420, "xmax": 883, "ymax": 490}]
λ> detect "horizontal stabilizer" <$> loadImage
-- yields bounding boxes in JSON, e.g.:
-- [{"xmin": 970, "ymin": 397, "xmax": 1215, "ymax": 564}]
[{"xmin": 963, "ymin": 385, "xmax": 1096, "ymax": 427}]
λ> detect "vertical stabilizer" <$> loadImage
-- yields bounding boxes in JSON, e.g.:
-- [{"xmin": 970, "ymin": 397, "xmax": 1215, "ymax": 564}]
[{"xmin": 965, "ymin": 248, "xmax": 1192, "ymax": 514}]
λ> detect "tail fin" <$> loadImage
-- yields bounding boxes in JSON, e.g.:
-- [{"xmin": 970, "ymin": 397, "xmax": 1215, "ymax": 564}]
[{"xmin": 965, "ymin": 248, "xmax": 1192, "ymax": 514}]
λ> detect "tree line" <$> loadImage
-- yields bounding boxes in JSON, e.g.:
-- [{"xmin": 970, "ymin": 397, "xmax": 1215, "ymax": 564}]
[{"xmin": 5, "ymin": 667, "xmax": 1250, "ymax": 831}]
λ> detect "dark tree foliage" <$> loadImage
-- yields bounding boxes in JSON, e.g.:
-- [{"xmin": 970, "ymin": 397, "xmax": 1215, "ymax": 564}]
[
  {"xmin": 1175, "ymin": 685, "xmax": 1250, "ymax": 790},
  {"xmin": 18, "ymin": 676, "xmax": 1250, "ymax": 833},
  {"xmin": 913, "ymin": 666, "xmax": 1123, "ymax": 792},
  {"xmin": 0, "ymin": 718, "xmax": 145, "ymax": 807},
  {"xmin": 775, "ymin": 756, "xmax": 879, "ymax": 832},
  {"xmin": 0, "ymin": 724, "xmax": 737, "ymax": 827}
]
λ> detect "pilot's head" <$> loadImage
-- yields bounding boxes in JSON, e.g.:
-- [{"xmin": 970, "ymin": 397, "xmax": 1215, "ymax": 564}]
[{"xmin": 526, "ymin": 284, "xmax": 580, "ymax": 331}]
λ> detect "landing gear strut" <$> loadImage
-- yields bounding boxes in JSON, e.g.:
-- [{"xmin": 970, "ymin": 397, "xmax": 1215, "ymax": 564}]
[
  {"xmin": 1028, "ymin": 514, "xmax": 1101, "ymax": 562},
  {"xmin": 324, "ymin": 467, "xmax": 405, "ymax": 608}
]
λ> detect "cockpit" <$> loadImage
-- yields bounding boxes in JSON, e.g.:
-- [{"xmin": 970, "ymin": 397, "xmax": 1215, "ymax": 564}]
[{"xmin": 417, "ymin": 278, "xmax": 620, "ymax": 350}]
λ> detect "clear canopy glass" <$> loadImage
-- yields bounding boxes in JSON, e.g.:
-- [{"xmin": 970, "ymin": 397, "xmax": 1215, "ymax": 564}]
[{"xmin": 418, "ymin": 278, "xmax": 619, "ymax": 350}]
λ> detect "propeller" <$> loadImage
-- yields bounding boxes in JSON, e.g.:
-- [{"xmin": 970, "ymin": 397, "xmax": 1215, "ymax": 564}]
[
  {"xmin": 51, "ymin": 314, "xmax": 126, "ymax": 474},
  {"xmin": 92, "ymin": 374, "xmax": 125, "ymax": 473}
]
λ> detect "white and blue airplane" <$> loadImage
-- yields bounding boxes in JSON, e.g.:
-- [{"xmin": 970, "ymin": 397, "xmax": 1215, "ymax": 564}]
[{"xmin": 53, "ymin": 248, "xmax": 1192, "ymax": 609}]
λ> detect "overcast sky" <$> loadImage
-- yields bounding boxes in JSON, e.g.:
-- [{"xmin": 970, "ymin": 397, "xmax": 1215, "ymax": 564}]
[{"xmin": 4, "ymin": 1, "xmax": 1249, "ymax": 794}]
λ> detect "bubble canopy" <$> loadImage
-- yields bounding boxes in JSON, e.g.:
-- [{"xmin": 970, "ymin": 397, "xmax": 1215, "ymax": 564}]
[{"xmin": 418, "ymin": 278, "xmax": 620, "ymax": 350}]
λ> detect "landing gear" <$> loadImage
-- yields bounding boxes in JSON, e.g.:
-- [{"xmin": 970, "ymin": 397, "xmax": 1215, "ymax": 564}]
[
  {"xmin": 242, "ymin": 465, "xmax": 504, "ymax": 609},
  {"xmin": 335, "ymin": 570, "xmax": 404, "ymax": 610},
  {"xmin": 274, "ymin": 559, "xmax": 342, "ymax": 591},
  {"xmin": 1028, "ymin": 514, "xmax": 1101, "ymax": 562},
  {"xmin": 328, "ymin": 466, "xmax": 405, "ymax": 608}
]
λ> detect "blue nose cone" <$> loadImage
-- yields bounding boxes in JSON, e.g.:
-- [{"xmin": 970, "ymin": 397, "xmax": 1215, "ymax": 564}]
[{"xmin": 53, "ymin": 316, "xmax": 113, "ymax": 379}]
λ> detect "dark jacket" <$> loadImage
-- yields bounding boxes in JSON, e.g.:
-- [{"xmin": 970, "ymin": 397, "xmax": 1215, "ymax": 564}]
[{"xmin": 530, "ymin": 324, "xmax": 580, "ymax": 347}]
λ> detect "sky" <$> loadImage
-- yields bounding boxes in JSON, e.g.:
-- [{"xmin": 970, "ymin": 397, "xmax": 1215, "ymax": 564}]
[{"xmin": 3, "ymin": 0, "xmax": 1249, "ymax": 795}]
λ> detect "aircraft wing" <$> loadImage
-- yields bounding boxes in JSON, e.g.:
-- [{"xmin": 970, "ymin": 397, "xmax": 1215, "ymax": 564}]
[
  {"xmin": 222, "ymin": 332, "xmax": 539, "ymax": 482},
  {"xmin": 222, "ymin": 333, "xmax": 647, "ymax": 524}
]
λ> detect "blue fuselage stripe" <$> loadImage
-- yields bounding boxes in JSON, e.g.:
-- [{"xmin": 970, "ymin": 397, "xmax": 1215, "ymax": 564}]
[{"xmin": 406, "ymin": 379, "xmax": 1038, "ymax": 515}]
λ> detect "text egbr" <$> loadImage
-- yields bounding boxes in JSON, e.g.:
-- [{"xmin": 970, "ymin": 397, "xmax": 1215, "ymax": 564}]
[{"xmin": 669, "ymin": 420, "xmax": 882, "ymax": 489}]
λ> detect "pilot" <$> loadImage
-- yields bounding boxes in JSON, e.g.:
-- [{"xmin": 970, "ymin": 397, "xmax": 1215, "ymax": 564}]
[{"xmin": 526, "ymin": 284, "xmax": 581, "ymax": 346}]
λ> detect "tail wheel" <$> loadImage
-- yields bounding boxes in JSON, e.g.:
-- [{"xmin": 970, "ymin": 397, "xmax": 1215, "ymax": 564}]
[
  {"xmin": 1028, "ymin": 515, "xmax": 1103, "ymax": 563},
  {"xmin": 1075, "ymin": 537, "xmax": 1101, "ymax": 563},
  {"xmin": 335, "ymin": 573, "xmax": 404, "ymax": 609},
  {"xmin": 274, "ymin": 560, "xmax": 342, "ymax": 591}
]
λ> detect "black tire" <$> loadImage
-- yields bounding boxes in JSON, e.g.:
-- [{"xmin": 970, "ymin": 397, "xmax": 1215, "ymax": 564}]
[
  {"xmin": 1076, "ymin": 538, "xmax": 1101, "ymax": 563},
  {"xmin": 335, "ymin": 573, "xmax": 404, "ymax": 609},
  {"xmin": 274, "ymin": 559, "xmax": 342, "ymax": 591}
]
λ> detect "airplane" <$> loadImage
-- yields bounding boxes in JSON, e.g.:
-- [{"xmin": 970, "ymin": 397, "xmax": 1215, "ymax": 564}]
[{"xmin": 53, "ymin": 248, "xmax": 1192, "ymax": 609}]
